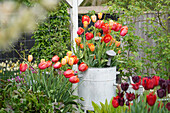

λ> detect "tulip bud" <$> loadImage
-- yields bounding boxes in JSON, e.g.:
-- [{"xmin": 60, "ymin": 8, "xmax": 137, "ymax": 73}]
[
  {"xmin": 75, "ymin": 37, "xmax": 81, "ymax": 45},
  {"xmin": 40, "ymin": 59, "xmax": 45, "ymax": 63},
  {"xmin": 146, "ymin": 92, "xmax": 157, "ymax": 106},
  {"xmin": 68, "ymin": 57, "xmax": 74, "ymax": 66},
  {"xmin": 157, "ymin": 88, "xmax": 166, "ymax": 98},
  {"xmin": 132, "ymin": 76, "xmax": 140, "ymax": 83},
  {"xmin": 28, "ymin": 55, "xmax": 33, "ymax": 62},
  {"xmin": 98, "ymin": 12, "xmax": 103, "ymax": 19},
  {"xmin": 115, "ymin": 41, "xmax": 121, "ymax": 47},
  {"xmin": 80, "ymin": 44, "xmax": 84, "ymax": 49},
  {"xmin": 38, "ymin": 62, "xmax": 47, "ymax": 70},
  {"xmin": 61, "ymin": 58, "xmax": 67, "ymax": 65},
  {"xmin": 64, "ymin": 56, "xmax": 70, "ymax": 62},
  {"xmin": 112, "ymin": 96, "xmax": 119, "ymax": 108},
  {"xmin": 121, "ymin": 82, "xmax": 129, "ymax": 91},
  {"xmin": 91, "ymin": 15, "xmax": 97, "ymax": 23},
  {"xmin": 89, "ymin": 44, "xmax": 95, "ymax": 52},
  {"xmin": 109, "ymin": 20, "xmax": 114, "ymax": 28},
  {"xmin": 46, "ymin": 60, "xmax": 52, "ymax": 67},
  {"xmin": 69, "ymin": 76, "xmax": 79, "ymax": 83},
  {"xmin": 83, "ymin": 21, "xmax": 88, "ymax": 28},
  {"xmin": 20, "ymin": 63, "xmax": 28, "ymax": 72},
  {"xmin": 52, "ymin": 55, "xmax": 60, "ymax": 62},
  {"xmin": 66, "ymin": 51, "xmax": 72, "ymax": 57},
  {"xmin": 53, "ymin": 62, "xmax": 62, "ymax": 69},
  {"xmin": 118, "ymin": 50, "xmax": 121, "ymax": 54}
]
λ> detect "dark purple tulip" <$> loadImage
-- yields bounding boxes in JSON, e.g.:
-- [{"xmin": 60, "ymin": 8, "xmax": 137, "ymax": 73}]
[
  {"xmin": 160, "ymin": 81, "xmax": 167, "ymax": 89},
  {"xmin": 159, "ymin": 78, "xmax": 166, "ymax": 86},
  {"xmin": 126, "ymin": 101, "xmax": 130, "ymax": 106},
  {"xmin": 167, "ymin": 80, "xmax": 170, "ymax": 94},
  {"xmin": 157, "ymin": 88, "xmax": 166, "ymax": 98},
  {"xmin": 132, "ymin": 76, "xmax": 139, "ymax": 83},
  {"xmin": 121, "ymin": 82, "xmax": 129, "ymax": 91},
  {"xmin": 118, "ymin": 97, "xmax": 125, "ymax": 106},
  {"xmin": 126, "ymin": 92, "xmax": 135, "ymax": 101}
]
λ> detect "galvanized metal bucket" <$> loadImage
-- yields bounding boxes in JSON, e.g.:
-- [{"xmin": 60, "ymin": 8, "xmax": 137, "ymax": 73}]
[{"xmin": 78, "ymin": 67, "xmax": 117, "ymax": 110}]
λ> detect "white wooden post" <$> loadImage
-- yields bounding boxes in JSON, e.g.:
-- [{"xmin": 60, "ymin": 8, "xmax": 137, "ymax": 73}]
[{"xmin": 65, "ymin": 0, "xmax": 84, "ymax": 105}]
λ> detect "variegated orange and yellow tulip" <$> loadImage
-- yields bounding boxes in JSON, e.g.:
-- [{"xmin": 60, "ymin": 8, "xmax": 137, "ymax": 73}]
[
  {"xmin": 91, "ymin": 15, "xmax": 97, "ymax": 23},
  {"xmin": 75, "ymin": 37, "xmax": 81, "ymax": 45},
  {"xmin": 68, "ymin": 57, "xmax": 74, "ymax": 66},
  {"xmin": 61, "ymin": 58, "xmax": 67, "ymax": 65},
  {"xmin": 28, "ymin": 55, "xmax": 33, "ymax": 62},
  {"xmin": 66, "ymin": 51, "xmax": 72, "ymax": 57},
  {"xmin": 98, "ymin": 12, "xmax": 103, "ymax": 19}
]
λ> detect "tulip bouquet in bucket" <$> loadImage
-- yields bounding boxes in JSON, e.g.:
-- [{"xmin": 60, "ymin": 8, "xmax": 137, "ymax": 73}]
[{"xmin": 73, "ymin": 13, "xmax": 128, "ymax": 68}]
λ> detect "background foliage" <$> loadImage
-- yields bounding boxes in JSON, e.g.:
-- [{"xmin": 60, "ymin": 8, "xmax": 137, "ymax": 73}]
[
  {"xmin": 105, "ymin": 0, "xmax": 170, "ymax": 79},
  {"xmin": 30, "ymin": 1, "xmax": 70, "ymax": 60}
]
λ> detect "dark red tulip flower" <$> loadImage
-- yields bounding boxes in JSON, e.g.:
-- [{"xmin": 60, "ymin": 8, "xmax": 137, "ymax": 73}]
[
  {"xmin": 77, "ymin": 27, "xmax": 84, "ymax": 35},
  {"xmin": 52, "ymin": 55, "xmax": 60, "ymax": 62},
  {"xmin": 157, "ymin": 88, "xmax": 166, "ymax": 98},
  {"xmin": 146, "ymin": 92, "xmax": 157, "ymax": 106},
  {"xmin": 167, "ymin": 80, "xmax": 170, "ymax": 93},
  {"xmin": 121, "ymin": 82, "xmax": 129, "ymax": 92},
  {"xmin": 85, "ymin": 32, "xmax": 94, "ymax": 40},
  {"xmin": 166, "ymin": 102, "xmax": 170, "ymax": 111},
  {"xmin": 132, "ymin": 76, "xmax": 140, "ymax": 83},
  {"xmin": 126, "ymin": 101, "xmax": 130, "ymax": 106},
  {"xmin": 69, "ymin": 76, "xmax": 79, "ymax": 83},
  {"xmin": 159, "ymin": 78, "xmax": 167, "ymax": 89},
  {"xmin": 94, "ymin": 20, "xmax": 104, "ymax": 29},
  {"xmin": 131, "ymin": 83, "xmax": 140, "ymax": 90},
  {"xmin": 114, "ymin": 23, "xmax": 122, "ymax": 32},
  {"xmin": 20, "ymin": 63, "xmax": 28, "ymax": 72},
  {"xmin": 78, "ymin": 62, "xmax": 88, "ymax": 72},
  {"xmin": 103, "ymin": 34, "xmax": 112, "ymax": 43},
  {"xmin": 112, "ymin": 96, "xmax": 119, "ymax": 108},
  {"xmin": 53, "ymin": 62, "xmax": 62, "ymax": 69},
  {"xmin": 126, "ymin": 92, "xmax": 135, "ymax": 101},
  {"xmin": 152, "ymin": 76, "xmax": 160, "ymax": 86},
  {"xmin": 38, "ymin": 62, "xmax": 47, "ymax": 70},
  {"xmin": 118, "ymin": 97, "xmax": 125, "ymax": 106},
  {"xmin": 82, "ymin": 15, "xmax": 90, "ymax": 24},
  {"xmin": 102, "ymin": 23, "xmax": 110, "ymax": 34},
  {"xmin": 46, "ymin": 60, "xmax": 52, "ymax": 68},
  {"xmin": 64, "ymin": 69, "xmax": 74, "ymax": 78}
]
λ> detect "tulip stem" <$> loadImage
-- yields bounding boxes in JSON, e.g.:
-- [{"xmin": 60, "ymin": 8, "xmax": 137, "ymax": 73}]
[{"xmin": 43, "ymin": 69, "xmax": 50, "ymax": 97}]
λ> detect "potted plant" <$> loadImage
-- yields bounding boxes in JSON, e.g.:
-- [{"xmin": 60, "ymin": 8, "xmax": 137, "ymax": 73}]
[{"xmin": 73, "ymin": 13, "xmax": 128, "ymax": 110}]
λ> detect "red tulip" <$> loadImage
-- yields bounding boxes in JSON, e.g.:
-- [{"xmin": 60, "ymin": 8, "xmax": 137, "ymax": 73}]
[
  {"xmin": 85, "ymin": 32, "xmax": 94, "ymax": 40},
  {"xmin": 38, "ymin": 62, "xmax": 48, "ymax": 70},
  {"xmin": 46, "ymin": 60, "xmax": 52, "ymax": 67},
  {"xmin": 52, "ymin": 55, "xmax": 60, "ymax": 62},
  {"xmin": 112, "ymin": 96, "xmax": 119, "ymax": 108},
  {"xmin": 69, "ymin": 76, "xmax": 79, "ymax": 83},
  {"xmin": 114, "ymin": 23, "xmax": 122, "ymax": 32},
  {"xmin": 142, "ymin": 77, "xmax": 155, "ymax": 90},
  {"xmin": 78, "ymin": 62, "xmax": 88, "ymax": 72},
  {"xmin": 53, "ymin": 62, "xmax": 62, "ymax": 69},
  {"xmin": 102, "ymin": 23, "xmax": 110, "ymax": 34},
  {"xmin": 77, "ymin": 27, "xmax": 84, "ymax": 35},
  {"xmin": 131, "ymin": 83, "xmax": 140, "ymax": 90},
  {"xmin": 146, "ymin": 92, "xmax": 156, "ymax": 106},
  {"xmin": 82, "ymin": 15, "xmax": 90, "ymax": 24},
  {"xmin": 121, "ymin": 26, "xmax": 128, "ymax": 30},
  {"xmin": 120, "ymin": 29, "xmax": 128, "ymax": 36},
  {"xmin": 111, "ymin": 22, "xmax": 117, "ymax": 30},
  {"xmin": 71, "ymin": 55, "xmax": 79, "ymax": 64},
  {"xmin": 64, "ymin": 69, "xmax": 74, "ymax": 78},
  {"xmin": 103, "ymin": 34, "xmax": 112, "ymax": 43},
  {"xmin": 152, "ymin": 76, "xmax": 160, "ymax": 86},
  {"xmin": 94, "ymin": 20, "xmax": 104, "ymax": 29},
  {"xmin": 126, "ymin": 92, "xmax": 135, "ymax": 101},
  {"xmin": 20, "ymin": 63, "xmax": 28, "ymax": 72}
]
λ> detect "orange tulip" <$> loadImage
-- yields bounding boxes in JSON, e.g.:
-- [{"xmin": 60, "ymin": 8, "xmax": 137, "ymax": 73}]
[
  {"xmin": 118, "ymin": 50, "xmax": 121, "ymax": 54},
  {"xmin": 115, "ymin": 41, "xmax": 121, "ymax": 47},
  {"xmin": 64, "ymin": 56, "xmax": 70, "ymax": 62},
  {"xmin": 94, "ymin": 55, "xmax": 96, "ymax": 59},
  {"xmin": 91, "ymin": 15, "xmax": 97, "ymax": 23},
  {"xmin": 68, "ymin": 57, "xmax": 74, "ymax": 66},
  {"xmin": 75, "ymin": 37, "xmax": 81, "ymax": 45},
  {"xmin": 28, "ymin": 55, "xmax": 33, "ymax": 62},
  {"xmin": 40, "ymin": 59, "xmax": 45, "ymax": 63},
  {"xmin": 61, "ymin": 58, "xmax": 67, "ymax": 65},
  {"xmin": 80, "ymin": 44, "xmax": 84, "ymax": 49},
  {"xmin": 66, "ymin": 51, "xmax": 72, "ymax": 57},
  {"xmin": 83, "ymin": 21, "xmax": 88, "ymax": 28},
  {"xmin": 98, "ymin": 12, "xmax": 103, "ymax": 19},
  {"xmin": 89, "ymin": 44, "xmax": 95, "ymax": 52},
  {"xmin": 96, "ymin": 32, "xmax": 101, "ymax": 37}
]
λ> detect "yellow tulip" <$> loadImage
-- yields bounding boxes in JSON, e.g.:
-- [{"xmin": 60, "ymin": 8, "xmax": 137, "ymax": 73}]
[
  {"xmin": 40, "ymin": 59, "xmax": 45, "ymax": 63},
  {"xmin": 91, "ymin": 15, "xmax": 97, "ymax": 23},
  {"xmin": 28, "ymin": 55, "xmax": 33, "ymax": 62},
  {"xmin": 68, "ymin": 57, "xmax": 74, "ymax": 66},
  {"xmin": 98, "ymin": 13, "xmax": 103, "ymax": 20},
  {"xmin": 61, "ymin": 58, "xmax": 67, "ymax": 65},
  {"xmin": 83, "ymin": 21, "xmax": 88, "ymax": 28},
  {"xmin": 66, "ymin": 51, "xmax": 72, "ymax": 57}
]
